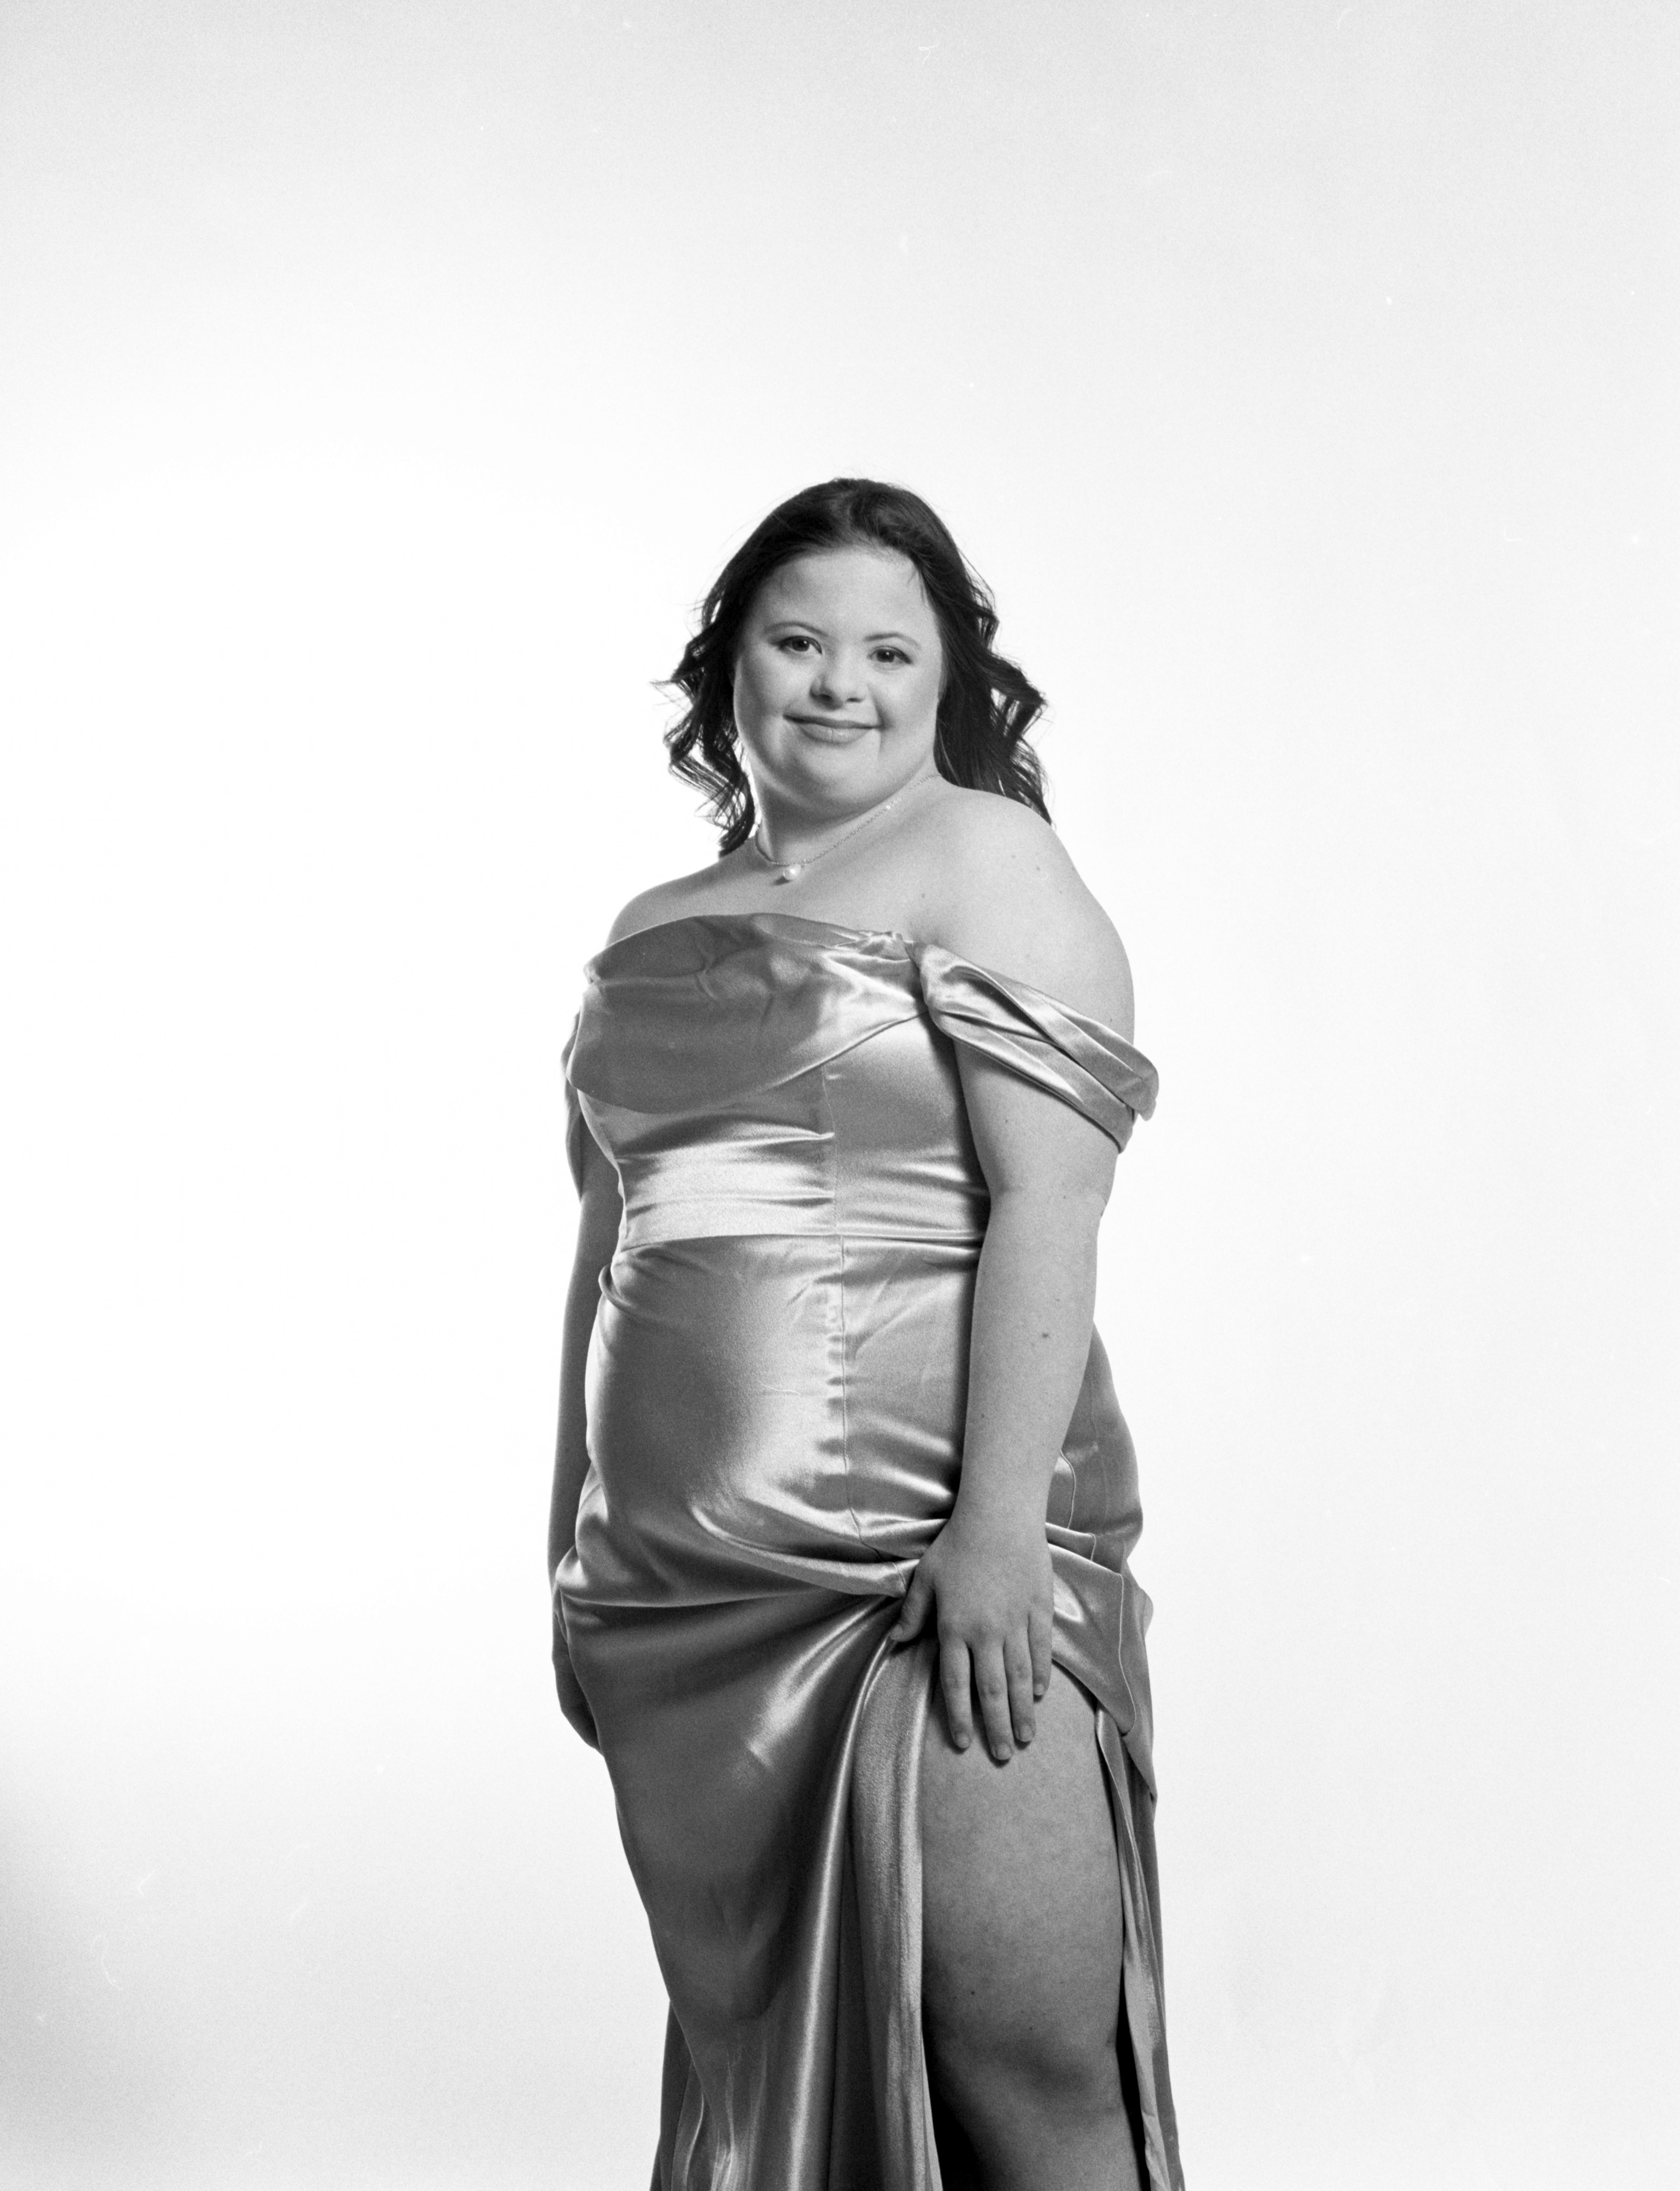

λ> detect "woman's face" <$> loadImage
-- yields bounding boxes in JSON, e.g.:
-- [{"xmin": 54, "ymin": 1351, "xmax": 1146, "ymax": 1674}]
[{"xmin": 732, "ymin": 547, "xmax": 945, "ymax": 820}]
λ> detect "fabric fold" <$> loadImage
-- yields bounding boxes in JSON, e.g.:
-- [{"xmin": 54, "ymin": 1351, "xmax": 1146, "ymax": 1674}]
[
  {"xmin": 562, "ymin": 1013, "xmax": 587, "ymax": 1193},
  {"xmin": 912, "ymin": 941, "xmax": 1158, "ymax": 1152},
  {"xmin": 570, "ymin": 917, "xmax": 924, "ymax": 1116}
]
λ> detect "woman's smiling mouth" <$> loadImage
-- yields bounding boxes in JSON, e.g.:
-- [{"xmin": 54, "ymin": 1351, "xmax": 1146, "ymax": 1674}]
[{"xmin": 788, "ymin": 715, "xmax": 876, "ymax": 739}]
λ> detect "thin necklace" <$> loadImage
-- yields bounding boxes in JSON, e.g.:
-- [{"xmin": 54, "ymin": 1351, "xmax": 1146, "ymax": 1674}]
[{"xmin": 750, "ymin": 780, "xmax": 924, "ymax": 884}]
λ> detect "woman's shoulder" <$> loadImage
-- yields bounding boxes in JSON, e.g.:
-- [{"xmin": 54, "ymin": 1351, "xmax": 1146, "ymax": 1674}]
[
  {"xmin": 911, "ymin": 786, "xmax": 1134, "ymax": 1037},
  {"xmin": 604, "ymin": 858, "xmax": 740, "ymax": 946}
]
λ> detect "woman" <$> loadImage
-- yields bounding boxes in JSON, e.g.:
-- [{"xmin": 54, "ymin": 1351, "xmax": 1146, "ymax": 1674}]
[{"xmin": 550, "ymin": 480, "xmax": 1184, "ymax": 2191}]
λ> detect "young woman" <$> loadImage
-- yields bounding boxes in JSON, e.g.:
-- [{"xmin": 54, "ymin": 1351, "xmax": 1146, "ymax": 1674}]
[{"xmin": 550, "ymin": 480, "xmax": 1184, "ymax": 2191}]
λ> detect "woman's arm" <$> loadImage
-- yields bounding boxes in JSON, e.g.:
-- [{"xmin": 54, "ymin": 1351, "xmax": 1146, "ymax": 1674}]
[
  {"xmin": 549, "ymin": 1121, "xmax": 623, "ymax": 1746},
  {"xmin": 889, "ymin": 794, "xmax": 1131, "ymax": 1763}
]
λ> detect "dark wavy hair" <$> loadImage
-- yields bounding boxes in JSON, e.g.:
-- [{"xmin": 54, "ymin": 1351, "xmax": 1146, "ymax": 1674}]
[{"xmin": 664, "ymin": 479, "xmax": 1050, "ymax": 854}]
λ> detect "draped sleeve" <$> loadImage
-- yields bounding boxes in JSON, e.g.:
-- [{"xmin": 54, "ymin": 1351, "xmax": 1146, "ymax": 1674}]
[{"xmin": 912, "ymin": 942, "xmax": 1159, "ymax": 1152}]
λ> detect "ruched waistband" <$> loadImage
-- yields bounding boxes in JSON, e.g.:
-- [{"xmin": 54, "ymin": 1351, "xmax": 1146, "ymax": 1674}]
[{"xmin": 615, "ymin": 1209, "xmax": 987, "ymax": 1250}]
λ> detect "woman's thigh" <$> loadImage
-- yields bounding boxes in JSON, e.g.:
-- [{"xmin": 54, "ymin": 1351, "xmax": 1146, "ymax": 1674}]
[{"xmin": 920, "ymin": 1663, "xmax": 1124, "ymax": 2082}]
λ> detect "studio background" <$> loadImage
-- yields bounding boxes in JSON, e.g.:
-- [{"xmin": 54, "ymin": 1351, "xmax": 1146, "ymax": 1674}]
[{"xmin": 2, "ymin": 4, "xmax": 1674, "ymax": 2187}]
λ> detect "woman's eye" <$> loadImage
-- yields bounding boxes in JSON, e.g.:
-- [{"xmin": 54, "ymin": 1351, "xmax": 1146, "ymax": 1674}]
[
  {"xmin": 777, "ymin": 636, "xmax": 816, "ymax": 655},
  {"xmin": 873, "ymin": 648, "xmax": 908, "ymax": 665}
]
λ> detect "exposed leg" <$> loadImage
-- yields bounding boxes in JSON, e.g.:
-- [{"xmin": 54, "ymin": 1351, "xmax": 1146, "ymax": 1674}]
[{"xmin": 921, "ymin": 1666, "xmax": 1143, "ymax": 2191}]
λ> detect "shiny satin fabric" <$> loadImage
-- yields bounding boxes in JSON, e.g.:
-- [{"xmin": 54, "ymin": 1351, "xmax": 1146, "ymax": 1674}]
[{"xmin": 557, "ymin": 913, "xmax": 1184, "ymax": 2191}]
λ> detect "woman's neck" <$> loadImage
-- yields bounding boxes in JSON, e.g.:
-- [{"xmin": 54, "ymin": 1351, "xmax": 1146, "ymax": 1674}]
[{"xmin": 752, "ymin": 765, "xmax": 940, "ymax": 865}]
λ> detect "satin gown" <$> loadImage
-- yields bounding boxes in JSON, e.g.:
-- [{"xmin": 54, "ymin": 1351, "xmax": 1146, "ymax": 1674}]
[{"xmin": 557, "ymin": 912, "xmax": 1184, "ymax": 2191}]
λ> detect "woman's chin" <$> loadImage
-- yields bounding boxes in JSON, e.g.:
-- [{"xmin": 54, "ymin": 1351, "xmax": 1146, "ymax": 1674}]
[{"xmin": 777, "ymin": 752, "xmax": 887, "ymax": 807}]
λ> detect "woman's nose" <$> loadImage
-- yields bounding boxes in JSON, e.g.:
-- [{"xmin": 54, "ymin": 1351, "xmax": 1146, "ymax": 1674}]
[{"xmin": 809, "ymin": 651, "xmax": 864, "ymax": 704}]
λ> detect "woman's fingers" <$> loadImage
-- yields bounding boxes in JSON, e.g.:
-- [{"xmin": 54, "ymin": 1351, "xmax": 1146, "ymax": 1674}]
[
  {"xmin": 1028, "ymin": 1596, "xmax": 1054, "ymax": 1703},
  {"xmin": 898, "ymin": 1534, "xmax": 1053, "ymax": 1761},
  {"xmin": 939, "ymin": 1633, "xmax": 975, "ymax": 1750},
  {"xmin": 973, "ymin": 1638, "xmax": 1016, "ymax": 1762},
  {"xmin": 1005, "ymin": 1630, "xmax": 1038, "ymax": 1747}
]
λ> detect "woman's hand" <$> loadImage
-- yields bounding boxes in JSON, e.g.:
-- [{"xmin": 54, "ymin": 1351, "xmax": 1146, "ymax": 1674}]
[
  {"xmin": 553, "ymin": 1623, "xmax": 601, "ymax": 1750},
  {"xmin": 888, "ymin": 1507, "xmax": 1054, "ymax": 1761}
]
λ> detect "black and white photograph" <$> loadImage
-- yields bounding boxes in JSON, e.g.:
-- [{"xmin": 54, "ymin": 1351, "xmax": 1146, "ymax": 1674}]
[{"xmin": 2, "ymin": 5, "xmax": 1674, "ymax": 2189}]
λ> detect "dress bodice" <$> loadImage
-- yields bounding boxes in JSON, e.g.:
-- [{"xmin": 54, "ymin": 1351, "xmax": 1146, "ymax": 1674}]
[{"xmin": 564, "ymin": 913, "xmax": 1158, "ymax": 1250}]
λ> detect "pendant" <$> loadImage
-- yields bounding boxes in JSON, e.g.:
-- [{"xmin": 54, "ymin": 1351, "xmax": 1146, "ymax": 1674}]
[{"xmin": 775, "ymin": 864, "xmax": 802, "ymax": 882}]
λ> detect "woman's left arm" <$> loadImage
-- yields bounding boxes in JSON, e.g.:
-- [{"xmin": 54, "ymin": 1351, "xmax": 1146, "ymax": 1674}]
[{"xmin": 888, "ymin": 796, "xmax": 1132, "ymax": 1764}]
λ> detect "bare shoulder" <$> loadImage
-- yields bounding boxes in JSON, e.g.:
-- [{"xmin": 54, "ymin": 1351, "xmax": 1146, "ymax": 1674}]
[
  {"xmin": 914, "ymin": 788, "xmax": 1134, "ymax": 1038},
  {"xmin": 604, "ymin": 861, "xmax": 722, "ymax": 946}
]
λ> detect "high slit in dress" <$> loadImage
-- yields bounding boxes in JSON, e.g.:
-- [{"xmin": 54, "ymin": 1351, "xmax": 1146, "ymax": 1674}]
[{"xmin": 557, "ymin": 911, "xmax": 1185, "ymax": 2191}]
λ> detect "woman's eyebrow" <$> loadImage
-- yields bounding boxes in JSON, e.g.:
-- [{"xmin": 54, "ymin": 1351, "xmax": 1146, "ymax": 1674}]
[{"xmin": 760, "ymin": 618, "xmax": 921, "ymax": 647}]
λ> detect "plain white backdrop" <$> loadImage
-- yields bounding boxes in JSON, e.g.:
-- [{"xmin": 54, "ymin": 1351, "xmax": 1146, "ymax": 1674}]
[{"xmin": 1, "ymin": 3, "xmax": 1675, "ymax": 2186}]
